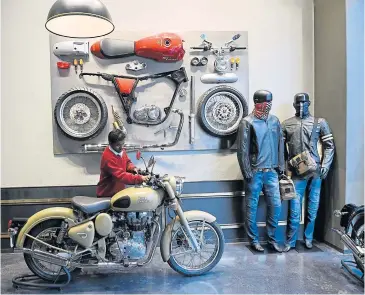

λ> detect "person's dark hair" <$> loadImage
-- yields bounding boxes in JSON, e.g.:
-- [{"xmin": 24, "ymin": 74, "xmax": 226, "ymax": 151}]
[{"xmin": 108, "ymin": 129, "xmax": 126, "ymax": 144}]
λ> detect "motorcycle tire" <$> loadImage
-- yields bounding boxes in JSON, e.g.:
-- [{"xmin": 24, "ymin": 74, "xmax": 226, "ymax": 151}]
[
  {"xmin": 54, "ymin": 87, "xmax": 108, "ymax": 141},
  {"xmin": 351, "ymin": 217, "xmax": 364, "ymax": 273},
  {"xmin": 197, "ymin": 85, "xmax": 248, "ymax": 137},
  {"xmin": 167, "ymin": 220, "xmax": 225, "ymax": 276},
  {"xmin": 24, "ymin": 220, "xmax": 80, "ymax": 282}
]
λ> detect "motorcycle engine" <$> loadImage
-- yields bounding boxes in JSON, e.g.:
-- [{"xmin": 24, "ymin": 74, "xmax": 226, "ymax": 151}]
[
  {"xmin": 108, "ymin": 212, "xmax": 152, "ymax": 261},
  {"xmin": 133, "ymin": 105, "xmax": 161, "ymax": 122}
]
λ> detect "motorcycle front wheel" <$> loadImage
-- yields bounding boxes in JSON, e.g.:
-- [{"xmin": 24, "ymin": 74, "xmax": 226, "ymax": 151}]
[{"xmin": 167, "ymin": 220, "xmax": 225, "ymax": 276}]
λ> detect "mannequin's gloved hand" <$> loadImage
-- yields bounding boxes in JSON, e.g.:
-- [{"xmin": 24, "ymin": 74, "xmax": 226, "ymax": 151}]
[{"xmin": 320, "ymin": 167, "xmax": 329, "ymax": 179}]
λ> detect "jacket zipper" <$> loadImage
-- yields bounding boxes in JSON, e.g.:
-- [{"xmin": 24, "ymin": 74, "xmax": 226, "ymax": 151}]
[{"xmin": 266, "ymin": 119, "xmax": 273, "ymax": 168}]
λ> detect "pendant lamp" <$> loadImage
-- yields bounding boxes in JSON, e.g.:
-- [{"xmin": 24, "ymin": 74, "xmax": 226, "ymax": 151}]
[{"xmin": 45, "ymin": 0, "xmax": 114, "ymax": 38}]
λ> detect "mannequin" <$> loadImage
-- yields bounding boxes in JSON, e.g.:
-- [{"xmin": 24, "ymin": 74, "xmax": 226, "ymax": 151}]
[
  {"xmin": 237, "ymin": 90, "xmax": 285, "ymax": 252},
  {"xmin": 282, "ymin": 93, "xmax": 335, "ymax": 252}
]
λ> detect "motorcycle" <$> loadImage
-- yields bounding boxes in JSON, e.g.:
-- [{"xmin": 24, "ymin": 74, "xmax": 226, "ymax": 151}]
[
  {"xmin": 332, "ymin": 204, "xmax": 364, "ymax": 283},
  {"xmin": 8, "ymin": 151, "xmax": 225, "ymax": 281}
]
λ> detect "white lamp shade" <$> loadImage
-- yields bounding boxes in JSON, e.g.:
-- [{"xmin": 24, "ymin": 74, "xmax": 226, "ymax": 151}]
[{"xmin": 46, "ymin": 0, "xmax": 114, "ymax": 38}]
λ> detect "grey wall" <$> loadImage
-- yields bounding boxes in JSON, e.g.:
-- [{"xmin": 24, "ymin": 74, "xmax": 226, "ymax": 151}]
[
  {"xmin": 345, "ymin": 0, "xmax": 364, "ymax": 205},
  {"xmin": 314, "ymin": 0, "xmax": 364, "ymax": 250}
]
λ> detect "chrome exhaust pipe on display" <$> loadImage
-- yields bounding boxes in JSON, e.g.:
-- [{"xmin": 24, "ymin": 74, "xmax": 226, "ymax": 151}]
[
  {"xmin": 23, "ymin": 248, "xmax": 70, "ymax": 267},
  {"xmin": 332, "ymin": 228, "xmax": 364, "ymax": 260}
]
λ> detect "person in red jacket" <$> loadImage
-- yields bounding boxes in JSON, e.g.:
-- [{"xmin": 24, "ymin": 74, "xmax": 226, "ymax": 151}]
[{"xmin": 96, "ymin": 129, "xmax": 150, "ymax": 198}]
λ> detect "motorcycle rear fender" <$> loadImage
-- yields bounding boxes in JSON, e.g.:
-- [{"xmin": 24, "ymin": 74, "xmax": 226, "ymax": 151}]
[
  {"xmin": 16, "ymin": 207, "xmax": 77, "ymax": 248},
  {"xmin": 160, "ymin": 210, "xmax": 216, "ymax": 262}
]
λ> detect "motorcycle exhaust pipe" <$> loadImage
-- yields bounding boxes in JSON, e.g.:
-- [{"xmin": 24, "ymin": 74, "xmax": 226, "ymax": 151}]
[
  {"xmin": 331, "ymin": 228, "xmax": 364, "ymax": 259},
  {"xmin": 23, "ymin": 248, "xmax": 69, "ymax": 267}
]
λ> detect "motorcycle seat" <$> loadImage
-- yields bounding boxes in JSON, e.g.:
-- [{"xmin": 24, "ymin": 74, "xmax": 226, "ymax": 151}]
[{"xmin": 71, "ymin": 196, "xmax": 111, "ymax": 214}]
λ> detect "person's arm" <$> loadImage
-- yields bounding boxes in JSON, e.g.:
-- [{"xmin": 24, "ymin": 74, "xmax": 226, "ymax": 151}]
[
  {"xmin": 106, "ymin": 158, "xmax": 143, "ymax": 185},
  {"xmin": 125, "ymin": 153, "xmax": 137, "ymax": 173},
  {"xmin": 319, "ymin": 118, "xmax": 335, "ymax": 179},
  {"xmin": 277, "ymin": 120, "xmax": 285, "ymax": 174},
  {"xmin": 237, "ymin": 119, "xmax": 253, "ymax": 179}
]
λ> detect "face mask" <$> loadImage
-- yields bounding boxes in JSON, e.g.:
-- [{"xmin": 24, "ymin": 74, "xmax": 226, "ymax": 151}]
[
  {"xmin": 295, "ymin": 101, "xmax": 310, "ymax": 118},
  {"xmin": 253, "ymin": 101, "xmax": 272, "ymax": 120}
]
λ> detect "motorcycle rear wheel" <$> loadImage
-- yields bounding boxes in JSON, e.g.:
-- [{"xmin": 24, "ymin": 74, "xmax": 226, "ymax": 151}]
[
  {"xmin": 167, "ymin": 220, "xmax": 225, "ymax": 276},
  {"xmin": 24, "ymin": 220, "xmax": 80, "ymax": 282},
  {"xmin": 351, "ymin": 218, "xmax": 364, "ymax": 273}
]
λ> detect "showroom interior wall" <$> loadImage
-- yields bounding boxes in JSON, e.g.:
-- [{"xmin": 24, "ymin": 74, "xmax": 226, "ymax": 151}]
[
  {"xmin": 1, "ymin": 0, "xmax": 315, "ymax": 188},
  {"xmin": 314, "ymin": 0, "xmax": 364, "ymax": 250}
]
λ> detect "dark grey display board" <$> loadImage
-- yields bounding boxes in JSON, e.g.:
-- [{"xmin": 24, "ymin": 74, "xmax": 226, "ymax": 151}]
[{"xmin": 50, "ymin": 31, "xmax": 249, "ymax": 154}]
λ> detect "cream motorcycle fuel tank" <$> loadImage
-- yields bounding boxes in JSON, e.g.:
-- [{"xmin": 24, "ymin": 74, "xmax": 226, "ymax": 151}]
[{"xmin": 111, "ymin": 187, "xmax": 165, "ymax": 211}]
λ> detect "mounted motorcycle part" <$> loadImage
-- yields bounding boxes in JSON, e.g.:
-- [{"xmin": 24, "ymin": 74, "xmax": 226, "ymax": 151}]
[
  {"xmin": 189, "ymin": 76, "xmax": 196, "ymax": 144},
  {"xmin": 200, "ymin": 57, "xmax": 208, "ymax": 66},
  {"xmin": 197, "ymin": 85, "xmax": 248, "ymax": 137},
  {"xmin": 79, "ymin": 67, "xmax": 188, "ymax": 126},
  {"xmin": 179, "ymin": 89, "xmax": 187, "ymax": 98},
  {"xmin": 82, "ymin": 109, "xmax": 184, "ymax": 152},
  {"xmin": 111, "ymin": 105, "xmax": 127, "ymax": 134},
  {"xmin": 73, "ymin": 58, "xmax": 78, "ymax": 74},
  {"xmin": 125, "ymin": 60, "xmax": 147, "ymax": 71},
  {"xmin": 53, "ymin": 41, "xmax": 89, "ymax": 56},
  {"xmin": 79, "ymin": 58, "xmax": 84, "ymax": 73},
  {"xmin": 200, "ymin": 73, "xmax": 238, "ymax": 84},
  {"xmin": 133, "ymin": 105, "xmax": 162, "ymax": 123},
  {"xmin": 235, "ymin": 57, "xmax": 240, "ymax": 70},
  {"xmin": 54, "ymin": 87, "xmax": 108, "ymax": 140},
  {"xmin": 214, "ymin": 56, "xmax": 229, "ymax": 72},
  {"xmin": 57, "ymin": 61, "xmax": 71, "ymax": 69},
  {"xmin": 91, "ymin": 33, "xmax": 185, "ymax": 62},
  {"xmin": 229, "ymin": 57, "xmax": 235, "ymax": 70},
  {"xmin": 154, "ymin": 125, "xmax": 178, "ymax": 138},
  {"xmin": 190, "ymin": 57, "xmax": 200, "ymax": 66}
]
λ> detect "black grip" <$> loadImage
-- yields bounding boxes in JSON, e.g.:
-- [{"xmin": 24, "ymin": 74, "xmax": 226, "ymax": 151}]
[
  {"xmin": 190, "ymin": 47, "xmax": 204, "ymax": 50},
  {"xmin": 235, "ymin": 47, "xmax": 247, "ymax": 50}
]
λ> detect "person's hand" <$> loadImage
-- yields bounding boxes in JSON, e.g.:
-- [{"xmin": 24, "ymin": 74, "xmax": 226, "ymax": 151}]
[
  {"xmin": 320, "ymin": 167, "xmax": 329, "ymax": 179},
  {"xmin": 142, "ymin": 175, "xmax": 151, "ymax": 183}
]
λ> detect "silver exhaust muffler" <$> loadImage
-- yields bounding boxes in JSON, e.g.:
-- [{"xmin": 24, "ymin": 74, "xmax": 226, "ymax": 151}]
[
  {"xmin": 23, "ymin": 248, "xmax": 70, "ymax": 267},
  {"xmin": 332, "ymin": 228, "xmax": 364, "ymax": 260}
]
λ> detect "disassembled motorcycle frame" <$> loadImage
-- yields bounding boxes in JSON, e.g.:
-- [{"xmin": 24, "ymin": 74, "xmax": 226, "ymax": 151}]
[
  {"xmin": 79, "ymin": 67, "xmax": 188, "ymax": 126},
  {"xmin": 91, "ymin": 33, "xmax": 185, "ymax": 62}
]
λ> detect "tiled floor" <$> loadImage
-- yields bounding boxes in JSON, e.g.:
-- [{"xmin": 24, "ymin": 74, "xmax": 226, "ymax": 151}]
[{"xmin": 1, "ymin": 243, "xmax": 364, "ymax": 294}]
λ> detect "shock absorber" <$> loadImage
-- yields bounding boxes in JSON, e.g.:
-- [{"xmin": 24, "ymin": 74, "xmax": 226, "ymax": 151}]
[{"xmin": 56, "ymin": 221, "xmax": 68, "ymax": 244}]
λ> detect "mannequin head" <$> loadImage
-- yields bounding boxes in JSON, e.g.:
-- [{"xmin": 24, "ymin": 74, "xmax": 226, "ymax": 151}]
[
  {"xmin": 253, "ymin": 90, "xmax": 273, "ymax": 120},
  {"xmin": 293, "ymin": 93, "xmax": 311, "ymax": 118}
]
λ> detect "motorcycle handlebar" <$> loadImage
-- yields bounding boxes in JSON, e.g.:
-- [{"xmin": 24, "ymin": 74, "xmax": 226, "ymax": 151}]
[{"xmin": 190, "ymin": 47, "xmax": 205, "ymax": 50}]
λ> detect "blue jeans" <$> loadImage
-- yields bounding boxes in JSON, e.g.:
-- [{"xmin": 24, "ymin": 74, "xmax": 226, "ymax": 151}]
[
  {"xmin": 286, "ymin": 175, "xmax": 322, "ymax": 246},
  {"xmin": 245, "ymin": 170, "xmax": 281, "ymax": 244}
]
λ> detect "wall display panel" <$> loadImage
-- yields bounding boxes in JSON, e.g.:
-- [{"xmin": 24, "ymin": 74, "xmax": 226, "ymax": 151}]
[{"xmin": 50, "ymin": 31, "xmax": 249, "ymax": 154}]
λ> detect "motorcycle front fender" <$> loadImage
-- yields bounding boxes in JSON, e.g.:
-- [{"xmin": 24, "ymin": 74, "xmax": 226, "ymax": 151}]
[
  {"xmin": 347, "ymin": 205, "xmax": 364, "ymax": 233},
  {"xmin": 160, "ymin": 210, "xmax": 216, "ymax": 262},
  {"xmin": 16, "ymin": 207, "xmax": 77, "ymax": 248}
]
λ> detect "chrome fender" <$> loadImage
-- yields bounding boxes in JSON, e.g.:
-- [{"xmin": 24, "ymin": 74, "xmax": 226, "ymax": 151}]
[
  {"xmin": 16, "ymin": 207, "xmax": 77, "ymax": 248},
  {"xmin": 160, "ymin": 210, "xmax": 216, "ymax": 262}
]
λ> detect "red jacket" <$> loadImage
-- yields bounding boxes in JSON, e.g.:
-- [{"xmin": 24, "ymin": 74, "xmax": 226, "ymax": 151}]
[{"xmin": 96, "ymin": 147, "xmax": 143, "ymax": 197}]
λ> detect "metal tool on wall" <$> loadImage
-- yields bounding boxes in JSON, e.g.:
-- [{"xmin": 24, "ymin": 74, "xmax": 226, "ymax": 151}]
[
  {"xmin": 189, "ymin": 76, "xmax": 196, "ymax": 144},
  {"xmin": 125, "ymin": 60, "xmax": 147, "ymax": 71}
]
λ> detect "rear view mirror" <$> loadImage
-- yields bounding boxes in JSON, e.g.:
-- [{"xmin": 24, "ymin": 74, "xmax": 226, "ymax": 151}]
[{"xmin": 136, "ymin": 150, "xmax": 141, "ymax": 160}]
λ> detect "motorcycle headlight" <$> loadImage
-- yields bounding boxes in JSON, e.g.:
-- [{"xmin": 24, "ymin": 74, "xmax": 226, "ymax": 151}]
[{"xmin": 175, "ymin": 176, "xmax": 185, "ymax": 196}]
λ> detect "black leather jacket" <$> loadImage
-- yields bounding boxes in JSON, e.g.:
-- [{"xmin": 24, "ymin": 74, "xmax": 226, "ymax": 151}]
[
  {"xmin": 282, "ymin": 115, "xmax": 335, "ymax": 176},
  {"xmin": 237, "ymin": 114, "xmax": 285, "ymax": 179}
]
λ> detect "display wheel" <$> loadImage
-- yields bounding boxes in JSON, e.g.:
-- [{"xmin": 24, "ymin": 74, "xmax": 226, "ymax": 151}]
[
  {"xmin": 54, "ymin": 87, "xmax": 108, "ymax": 140},
  {"xmin": 198, "ymin": 85, "xmax": 248, "ymax": 137}
]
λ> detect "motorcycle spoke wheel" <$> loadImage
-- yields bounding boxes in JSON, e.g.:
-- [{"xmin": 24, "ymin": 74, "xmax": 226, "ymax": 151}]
[{"xmin": 170, "ymin": 221, "xmax": 220, "ymax": 272}]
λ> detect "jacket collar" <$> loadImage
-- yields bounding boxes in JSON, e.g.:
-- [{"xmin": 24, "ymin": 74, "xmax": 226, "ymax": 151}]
[{"xmin": 109, "ymin": 146, "xmax": 123, "ymax": 157}]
